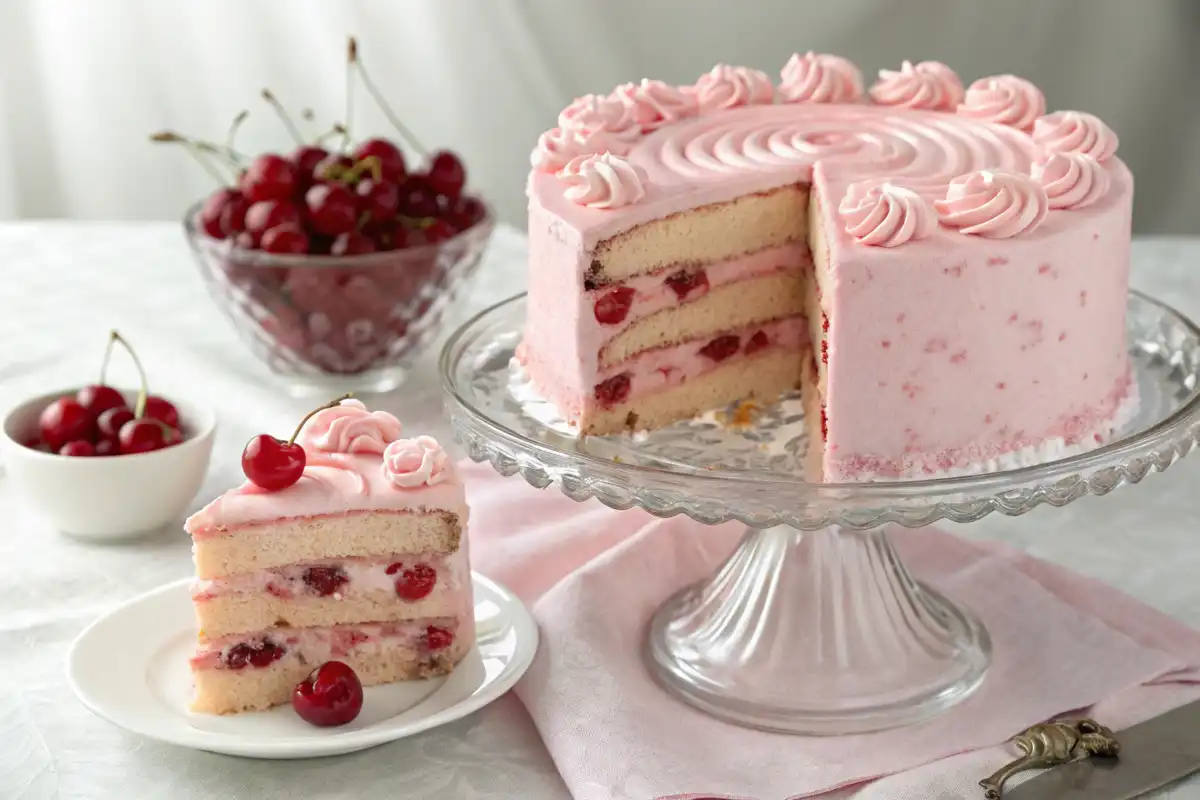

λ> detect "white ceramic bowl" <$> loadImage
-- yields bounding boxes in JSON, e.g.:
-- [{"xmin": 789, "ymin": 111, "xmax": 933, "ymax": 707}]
[{"xmin": 1, "ymin": 389, "xmax": 216, "ymax": 540}]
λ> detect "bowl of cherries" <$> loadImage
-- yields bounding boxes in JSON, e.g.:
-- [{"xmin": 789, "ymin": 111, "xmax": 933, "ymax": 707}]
[
  {"xmin": 1, "ymin": 332, "xmax": 216, "ymax": 540},
  {"xmin": 173, "ymin": 38, "xmax": 494, "ymax": 394}
]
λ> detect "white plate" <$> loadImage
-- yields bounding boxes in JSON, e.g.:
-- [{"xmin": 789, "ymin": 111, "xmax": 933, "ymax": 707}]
[{"xmin": 66, "ymin": 572, "xmax": 538, "ymax": 759}]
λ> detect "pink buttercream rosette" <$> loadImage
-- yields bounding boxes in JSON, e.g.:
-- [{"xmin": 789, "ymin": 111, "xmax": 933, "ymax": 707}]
[
  {"xmin": 295, "ymin": 398, "xmax": 403, "ymax": 455},
  {"xmin": 382, "ymin": 436, "xmax": 450, "ymax": 488}
]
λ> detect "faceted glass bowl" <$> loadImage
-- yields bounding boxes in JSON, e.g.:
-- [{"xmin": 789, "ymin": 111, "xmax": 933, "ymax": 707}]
[{"xmin": 186, "ymin": 201, "xmax": 494, "ymax": 395}]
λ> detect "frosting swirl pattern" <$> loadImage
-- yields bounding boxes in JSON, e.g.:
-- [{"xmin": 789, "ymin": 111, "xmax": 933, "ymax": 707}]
[
  {"xmin": 557, "ymin": 94, "xmax": 640, "ymax": 142},
  {"xmin": 611, "ymin": 79, "xmax": 698, "ymax": 132},
  {"xmin": 934, "ymin": 170, "xmax": 1049, "ymax": 238},
  {"xmin": 382, "ymin": 436, "xmax": 450, "ymax": 488},
  {"xmin": 778, "ymin": 52, "xmax": 864, "ymax": 104},
  {"xmin": 1031, "ymin": 152, "xmax": 1110, "ymax": 210},
  {"xmin": 296, "ymin": 399, "xmax": 403, "ymax": 455},
  {"xmin": 869, "ymin": 61, "xmax": 964, "ymax": 111},
  {"xmin": 530, "ymin": 126, "xmax": 631, "ymax": 173},
  {"xmin": 839, "ymin": 182, "xmax": 937, "ymax": 247},
  {"xmin": 691, "ymin": 64, "xmax": 775, "ymax": 114},
  {"xmin": 560, "ymin": 153, "xmax": 649, "ymax": 209},
  {"xmin": 1032, "ymin": 111, "xmax": 1119, "ymax": 162},
  {"xmin": 957, "ymin": 75, "xmax": 1045, "ymax": 131}
]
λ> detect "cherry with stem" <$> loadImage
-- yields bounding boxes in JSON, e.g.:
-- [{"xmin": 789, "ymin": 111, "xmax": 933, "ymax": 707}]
[
  {"xmin": 347, "ymin": 37, "xmax": 427, "ymax": 157},
  {"xmin": 242, "ymin": 393, "xmax": 353, "ymax": 491}
]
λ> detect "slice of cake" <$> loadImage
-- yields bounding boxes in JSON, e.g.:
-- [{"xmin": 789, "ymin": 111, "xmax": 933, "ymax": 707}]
[{"xmin": 184, "ymin": 399, "xmax": 474, "ymax": 715}]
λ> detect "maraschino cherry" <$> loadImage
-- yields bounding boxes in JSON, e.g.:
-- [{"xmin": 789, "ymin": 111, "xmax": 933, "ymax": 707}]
[
  {"xmin": 292, "ymin": 660, "xmax": 364, "ymax": 727},
  {"xmin": 241, "ymin": 393, "xmax": 352, "ymax": 491}
]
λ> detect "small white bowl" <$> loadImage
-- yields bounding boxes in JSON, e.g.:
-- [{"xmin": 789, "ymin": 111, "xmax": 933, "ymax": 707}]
[{"xmin": 1, "ymin": 389, "xmax": 216, "ymax": 540}]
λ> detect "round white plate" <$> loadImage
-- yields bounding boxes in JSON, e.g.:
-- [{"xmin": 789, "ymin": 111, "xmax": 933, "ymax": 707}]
[{"xmin": 66, "ymin": 572, "xmax": 538, "ymax": 759}]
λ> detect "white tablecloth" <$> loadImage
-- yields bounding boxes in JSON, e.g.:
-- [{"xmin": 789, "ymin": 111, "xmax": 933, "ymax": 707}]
[{"xmin": 1, "ymin": 223, "xmax": 1198, "ymax": 799}]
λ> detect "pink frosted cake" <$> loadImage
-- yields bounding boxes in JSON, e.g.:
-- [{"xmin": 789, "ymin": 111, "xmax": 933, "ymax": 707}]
[
  {"xmin": 185, "ymin": 399, "xmax": 473, "ymax": 715},
  {"xmin": 518, "ymin": 55, "xmax": 1136, "ymax": 480}
]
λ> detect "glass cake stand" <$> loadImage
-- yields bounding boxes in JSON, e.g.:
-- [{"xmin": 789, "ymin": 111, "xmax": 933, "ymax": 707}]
[{"xmin": 439, "ymin": 291, "xmax": 1200, "ymax": 735}]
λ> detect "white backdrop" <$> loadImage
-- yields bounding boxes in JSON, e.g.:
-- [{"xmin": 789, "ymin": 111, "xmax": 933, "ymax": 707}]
[{"xmin": 0, "ymin": 0, "xmax": 1196, "ymax": 233}]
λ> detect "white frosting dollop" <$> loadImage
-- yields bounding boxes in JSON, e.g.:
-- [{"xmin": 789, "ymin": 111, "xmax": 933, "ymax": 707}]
[
  {"xmin": 957, "ymin": 75, "xmax": 1045, "ymax": 131},
  {"xmin": 1031, "ymin": 152, "xmax": 1110, "ymax": 210},
  {"xmin": 839, "ymin": 182, "xmax": 937, "ymax": 247},
  {"xmin": 778, "ymin": 52, "xmax": 863, "ymax": 104},
  {"xmin": 382, "ymin": 436, "xmax": 449, "ymax": 488},
  {"xmin": 1033, "ymin": 110, "xmax": 1119, "ymax": 162},
  {"xmin": 934, "ymin": 170, "xmax": 1049, "ymax": 238},
  {"xmin": 869, "ymin": 60, "xmax": 964, "ymax": 111},
  {"xmin": 691, "ymin": 64, "xmax": 775, "ymax": 114},
  {"xmin": 296, "ymin": 399, "xmax": 402, "ymax": 456},
  {"xmin": 559, "ymin": 153, "xmax": 648, "ymax": 209},
  {"xmin": 557, "ymin": 93, "xmax": 640, "ymax": 142},
  {"xmin": 610, "ymin": 79, "xmax": 698, "ymax": 132}
]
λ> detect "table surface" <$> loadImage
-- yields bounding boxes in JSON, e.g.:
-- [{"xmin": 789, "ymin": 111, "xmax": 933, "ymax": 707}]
[{"xmin": 1, "ymin": 223, "xmax": 1198, "ymax": 800}]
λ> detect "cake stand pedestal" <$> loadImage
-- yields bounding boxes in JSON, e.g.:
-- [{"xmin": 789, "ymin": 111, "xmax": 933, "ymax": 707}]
[{"xmin": 440, "ymin": 291, "xmax": 1200, "ymax": 735}]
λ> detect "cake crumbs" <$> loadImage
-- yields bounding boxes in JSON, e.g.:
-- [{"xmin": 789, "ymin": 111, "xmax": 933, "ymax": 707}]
[{"xmin": 719, "ymin": 399, "xmax": 761, "ymax": 429}]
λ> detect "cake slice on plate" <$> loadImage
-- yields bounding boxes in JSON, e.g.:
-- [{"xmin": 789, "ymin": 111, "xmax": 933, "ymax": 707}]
[{"xmin": 184, "ymin": 398, "xmax": 473, "ymax": 715}]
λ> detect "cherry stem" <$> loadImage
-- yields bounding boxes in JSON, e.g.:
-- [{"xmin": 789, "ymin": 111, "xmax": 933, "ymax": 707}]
[
  {"xmin": 343, "ymin": 39, "xmax": 355, "ymax": 152},
  {"xmin": 347, "ymin": 36, "xmax": 427, "ymax": 157},
  {"xmin": 287, "ymin": 393, "xmax": 353, "ymax": 446},
  {"xmin": 261, "ymin": 88, "xmax": 305, "ymax": 145},
  {"xmin": 98, "ymin": 330, "xmax": 118, "ymax": 385},
  {"xmin": 314, "ymin": 122, "xmax": 348, "ymax": 148},
  {"xmin": 106, "ymin": 330, "xmax": 150, "ymax": 418},
  {"xmin": 150, "ymin": 131, "xmax": 231, "ymax": 186},
  {"xmin": 226, "ymin": 110, "xmax": 249, "ymax": 155}
]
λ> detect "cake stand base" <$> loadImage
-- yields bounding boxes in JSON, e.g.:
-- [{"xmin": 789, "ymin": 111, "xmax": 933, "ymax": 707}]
[{"xmin": 645, "ymin": 524, "xmax": 991, "ymax": 735}]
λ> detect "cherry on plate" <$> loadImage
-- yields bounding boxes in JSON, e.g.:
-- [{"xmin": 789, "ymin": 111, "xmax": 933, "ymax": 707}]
[{"xmin": 292, "ymin": 660, "xmax": 364, "ymax": 727}]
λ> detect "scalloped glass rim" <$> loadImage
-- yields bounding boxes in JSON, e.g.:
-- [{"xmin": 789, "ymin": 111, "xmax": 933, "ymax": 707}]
[
  {"xmin": 181, "ymin": 197, "xmax": 496, "ymax": 270},
  {"xmin": 440, "ymin": 290, "xmax": 1200, "ymax": 528}
]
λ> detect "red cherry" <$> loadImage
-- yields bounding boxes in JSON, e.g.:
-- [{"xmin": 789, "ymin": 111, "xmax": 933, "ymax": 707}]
[
  {"xmin": 76, "ymin": 385, "xmax": 127, "ymax": 418},
  {"xmin": 303, "ymin": 566, "xmax": 348, "ymax": 597},
  {"xmin": 219, "ymin": 192, "xmax": 251, "ymax": 236},
  {"xmin": 293, "ymin": 661, "xmax": 364, "ymax": 727},
  {"xmin": 241, "ymin": 153, "xmax": 296, "ymax": 203},
  {"xmin": 143, "ymin": 396, "xmax": 180, "ymax": 429},
  {"xmin": 331, "ymin": 231, "xmax": 377, "ymax": 256},
  {"xmin": 39, "ymin": 398, "xmax": 96, "ymax": 451},
  {"xmin": 593, "ymin": 287, "xmax": 636, "ymax": 325},
  {"xmin": 423, "ymin": 219, "xmax": 457, "ymax": 244},
  {"xmin": 393, "ymin": 563, "xmax": 436, "ymax": 600},
  {"xmin": 199, "ymin": 188, "xmax": 241, "ymax": 239},
  {"xmin": 241, "ymin": 434, "xmax": 306, "ymax": 491},
  {"xmin": 355, "ymin": 178, "xmax": 400, "ymax": 224},
  {"xmin": 698, "ymin": 335, "xmax": 741, "ymax": 362},
  {"xmin": 664, "ymin": 268, "xmax": 710, "ymax": 301},
  {"xmin": 397, "ymin": 178, "xmax": 440, "ymax": 218},
  {"xmin": 261, "ymin": 224, "xmax": 310, "ymax": 255},
  {"xmin": 290, "ymin": 145, "xmax": 329, "ymax": 191},
  {"xmin": 744, "ymin": 330, "xmax": 770, "ymax": 355},
  {"xmin": 245, "ymin": 200, "xmax": 302, "ymax": 239},
  {"xmin": 594, "ymin": 373, "xmax": 632, "ymax": 407},
  {"xmin": 391, "ymin": 226, "xmax": 428, "ymax": 250},
  {"xmin": 423, "ymin": 150, "xmax": 466, "ymax": 199},
  {"xmin": 424, "ymin": 626, "xmax": 455, "ymax": 651},
  {"xmin": 305, "ymin": 183, "xmax": 358, "ymax": 235},
  {"xmin": 449, "ymin": 195, "xmax": 486, "ymax": 230},
  {"xmin": 96, "ymin": 406, "xmax": 135, "ymax": 442},
  {"xmin": 313, "ymin": 153, "xmax": 354, "ymax": 183},
  {"xmin": 352, "ymin": 138, "xmax": 407, "ymax": 182},
  {"xmin": 249, "ymin": 641, "xmax": 286, "ymax": 668},
  {"xmin": 118, "ymin": 418, "xmax": 171, "ymax": 454},
  {"xmin": 58, "ymin": 440, "xmax": 96, "ymax": 457},
  {"xmin": 94, "ymin": 439, "xmax": 118, "ymax": 456}
]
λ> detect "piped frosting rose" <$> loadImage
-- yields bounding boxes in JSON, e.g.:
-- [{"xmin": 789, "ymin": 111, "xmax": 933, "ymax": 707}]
[
  {"xmin": 610, "ymin": 79, "xmax": 698, "ymax": 132},
  {"xmin": 778, "ymin": 52, "xmax": 863, "ymax": 104},
  {"xmin": 559, "ymin": 153, "xmax": 648, "ymax": 209},
  {"xmin": 869, "ymin": 61, "xmax": 964, "ymax": 111},
  {"xmin": 957, "ymin": 75, "xmax": 1045, "ymax": 130},
  {"xmin": 691, "ymin": 64, "xmax": 775, "ymax": 114},
  {"xmin": 839, "ymin": 182, "xmax": 937, "ymax": 247},
  {"xmin": 1030, "ymin": 152, "xmax": 1110, "ymax": 210},
  {"xmin": 382, "ymin": 436, "xmax": 449, "ymax": 488},
  {"xmin": 1032, "ymin": 110, "xmax": 1119, "ymax": 162},
  {"xmin": 530, "ymin": 126, "xmax": 632, "ymax": 173},
  {"xmin": 934, "ymin": 170, "xmax": 1049, "ymax": 238},
  {"xmin": 557, "ymin": 94, "xmax": 640, "ymax": 142},
  {"xmin": 295, "ymin": 398, "xmax": 402, "ymax": 455}
]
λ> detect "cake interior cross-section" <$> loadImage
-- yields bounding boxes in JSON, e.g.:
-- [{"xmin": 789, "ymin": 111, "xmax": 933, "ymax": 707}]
[{"xmin": 517, "ymin": 54, "xmax": 1135, "ymax": 481}]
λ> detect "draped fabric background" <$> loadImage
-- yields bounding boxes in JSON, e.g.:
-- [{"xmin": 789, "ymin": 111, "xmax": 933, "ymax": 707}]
[{"xmin": 0, "ymin": 0, "xmax": 1195, "ymax": 233}]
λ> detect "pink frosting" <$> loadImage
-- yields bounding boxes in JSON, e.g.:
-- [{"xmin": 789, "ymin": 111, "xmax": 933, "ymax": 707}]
[
  {"xmin": 935, "ymin": 170, "xmax": 1049, "ymax": 238},
  {"xmin": 295, "ymin": 399, "xmax": 402, "ymax": 455},
  {"xmin": 1033, "ymin": 111, "xmax": 1119, "ymax": 162},
  {"xmin": 957, "ymin": 75, "xmax": 1045, "ymax": 131},
  {"xmin": 559, "ymin": 153, "xmax": 648, "ymax": 209},
  {"xmin": 383, "ymin": 436, "xmax": 450, "ymax": 488},
  {"xmin": 530, "ymin": 127, "xmax": 632, "ymax": 173},
  {"xmin": 1031, "ymin": 152, "xmax": 1110, "ymax": 210},
  {"xmin": 778, "ymin": 52, "xmax": 863, "ymax": 104},
  {"xmin": 869, "ymin": 61, "xmax": 964, "ymax": 111},
  {"xmin": 838, "ymin": 181, "xmax": 937, "ymax": 247},
  {"xmin": 610, "ymin": 79, "xmax": 698, "ymax": 132},
  {"xmin": 691, "ymin": 64, "xmax": 775, "ymax": 114},
  {"xmin": 557, "ymin": 93, "xmax": 640, "ymax": 142}
]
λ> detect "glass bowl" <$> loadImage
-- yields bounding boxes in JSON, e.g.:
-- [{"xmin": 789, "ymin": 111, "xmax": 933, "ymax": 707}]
[{"xmin": 185, "ymin": 200, "xmax": 495, "ymax": 395}]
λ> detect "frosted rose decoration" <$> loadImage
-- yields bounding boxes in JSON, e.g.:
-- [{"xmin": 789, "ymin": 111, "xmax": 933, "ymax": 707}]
[
  {"xmin": 382, "ymin": 436, "xmax": 450, "ymax": 488},
  {"xmin": 296, "ymin": 398, "xmax": 402, "ymax": 455}
]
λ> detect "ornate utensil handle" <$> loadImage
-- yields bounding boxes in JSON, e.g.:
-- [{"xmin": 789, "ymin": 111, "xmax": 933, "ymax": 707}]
[{"xmin": 980, "ymin": 718, "xmax": 1120, "ymax": 798}]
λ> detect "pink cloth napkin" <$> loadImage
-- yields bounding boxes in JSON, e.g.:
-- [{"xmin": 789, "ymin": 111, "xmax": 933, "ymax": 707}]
[{"xmin": 463, "ymin": 461, "xmax": 1200, "ymax": 800}]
